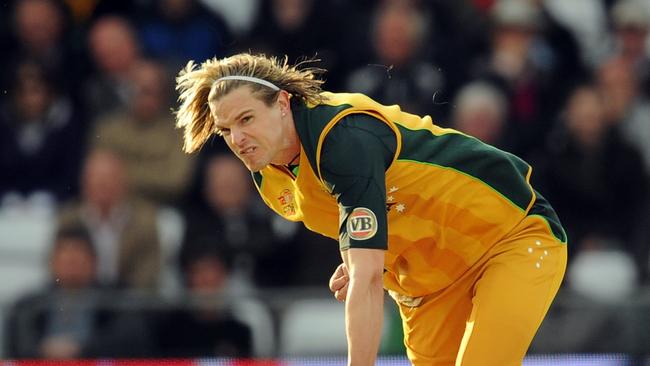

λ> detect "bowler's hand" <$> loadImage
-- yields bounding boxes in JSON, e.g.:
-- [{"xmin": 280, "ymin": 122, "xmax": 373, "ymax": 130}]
[{"xmin": 329, "ymin": 263, "xmax": 349, "ymax": 301}]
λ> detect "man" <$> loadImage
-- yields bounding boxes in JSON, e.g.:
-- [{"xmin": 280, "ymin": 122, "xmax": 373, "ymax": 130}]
[
  {"xmin": 175, "ymin": 53, "xmax": 567, "ymax": 365},
  {"xmin": 5, "ymin": 226, "xmax": 152, "ymax": 358}
]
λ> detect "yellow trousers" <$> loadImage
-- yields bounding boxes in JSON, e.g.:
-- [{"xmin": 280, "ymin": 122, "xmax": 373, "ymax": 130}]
[{"xmin": 397, "ymin": 215, "xmax": 567, "ymax": 366}]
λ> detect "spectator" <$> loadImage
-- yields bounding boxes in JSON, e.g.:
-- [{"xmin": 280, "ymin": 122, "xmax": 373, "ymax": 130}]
[
  {"xmin": 451, "ymin": 81, "xmax": 510, "ymax": 149},
  {"xmin": 2, "ymin": 0, "xmax": 83, "ymax": 94},
  {"xmin": 152, "ymin": 248, "xmax": 252, "ymax": 357},
  {"xmin": 531, "ymin": 82, "xmax": 647, "ymax": 261},
  {"xmin": 89, "ymin": 59, "xmax": 196, "ymax": 207},
  {"xmin": 181, "ymin": 154, "xmax": 280, "ymax": 288},
  {"xmin": 139, "ymin": 0, "xmax": 232, "ymax": 71},
  {"xmin": 5, "ymin": 226, "xmax": 152, "ymax": 359},
  {"xmin": 0, "ymin": 59, "xmax": 85, "ymax": 203},
  {"xmin": 182, "ymin": 153, "xmax": 340, "ymax": 287},
  {"xmin": 84, "ymin": 15, "xmax": 142, "ymax": 119},
  {"xmin": 239, "ymin": 0, "xmax": 343, "ymax": 89},
  {"xmin": 597, "ymin": 57, "xmax": 650, "ymax": 171},
  {"xmin": 473, "ymin": 0, "xmax": 585, "ymax": 156},
  {"xmin": 608, "ymin": 0, "xmax": 650, "ymax": 98},
  {"xmin": 345, "ymin": 0, "xmax": 446, "ymax": 119},
  {"xmin": 57, "ymin": 149, "xmax": 161, "ymax": 289}
]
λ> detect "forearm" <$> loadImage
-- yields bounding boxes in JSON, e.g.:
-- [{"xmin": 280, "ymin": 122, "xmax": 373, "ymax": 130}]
[{"xmin": 345, "ymin": 273, "xmax": 384, "ymax": 366}]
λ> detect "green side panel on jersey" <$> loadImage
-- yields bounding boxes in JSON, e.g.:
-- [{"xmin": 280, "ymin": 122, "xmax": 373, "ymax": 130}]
[
  {"xmin": 528, "ymin": 191, "xmax": 568, "ymax": 243},
  {"xmin": 292, "ymin": 100, "xmax": 353, "ymax": 176},
  {"xmin": 396, "ymin": 124, "xmax": 533, "ymax": 212},
  {"xmin": 252, "ymin": 171, "xmax": 263, "ymax": 189}
]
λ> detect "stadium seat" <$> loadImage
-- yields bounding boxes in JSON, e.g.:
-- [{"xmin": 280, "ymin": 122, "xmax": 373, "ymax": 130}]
[
  {"xmin": 156, "ymin": 206, "xmax": 186, "ymax": 297},
  {"xmin": 0, "ymin": 202, "xmax": 54, "ymax": 306},
  {"xmin": 0, "ymin": 305, "xmax": 5, "ymax": 357},
  {"xmin": 279, "ymin": 298, "xmax": 347, "ymax": 356},
  {"xmin": 230, "ymin": 297, "xmax": 276, "ymax": 357}
]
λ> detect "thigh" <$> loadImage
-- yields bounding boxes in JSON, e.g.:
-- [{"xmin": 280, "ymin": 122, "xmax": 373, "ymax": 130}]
[
  {"xmin": 397, "ymin": 272, "xmax": 476, "ymax": 365},
  {"xmin": 457, "ymin": 217, "xmax": 568, "ymax": 366}
]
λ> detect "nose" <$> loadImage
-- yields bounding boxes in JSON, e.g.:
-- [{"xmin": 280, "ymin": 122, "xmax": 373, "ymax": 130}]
[{"xmin": 230, "ymin": 126, "xmax": 246, "ymax": 147}]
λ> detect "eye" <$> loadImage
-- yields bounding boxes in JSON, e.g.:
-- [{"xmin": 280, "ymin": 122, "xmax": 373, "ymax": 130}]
[
  {"xmin": 216, "ymin": 127, "xmax": 230, "ymax": 137},
  {"xmin": 241, "ymin": 115, "xmax": 253, "ymax": 124}
]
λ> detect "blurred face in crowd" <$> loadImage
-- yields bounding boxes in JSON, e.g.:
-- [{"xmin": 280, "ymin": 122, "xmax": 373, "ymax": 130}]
[
  {"xmin": 210, "ymin": 86, "xmax": 294, "ymax": 172},
  {"xmin": 14, "ymin": 62, "xmax": 52, "ymax": 121},
  {"xmin": 187, "ymin": 256, "xmax": 227, "ymax": 294},
  {"xmin": 50, "ymin": 238, "xmax": 96, "ymax": 290},
  {"xmin": 454, "ymin": 99, "xmax": 505, "ymax": 145},
  {"xmin": 81, "ymin": 150, "xmax": 128, "ymax": 215},
  {"xmin": 616, "ymin": 26, "xmax": 649, "ymax": 60},
  {"xmin": 491, "ymin": 25, "xmax": 535, "ymax": 79},
  {"xmin": 88, "ymin": 17, "xmax": 140, "ymax": 76},
  {"xmin": 160, "ymin": 0, "xmax": 194, "ymax": 22},
  {"xmin": 493, "ymin": 26, "xmax": 535, "ymax": 55},
  {"xmin": 14, "ymin": 0, "xmax": 63, "ymax": 52},
  {"xmin": 272, "ymin": 0, "xmax": 312, "ymax": 31},
  {"xmin": 373, "ymin": 1, "xmax": 422, "ymax": 66},
  {"xmin": 598, "ymin": 58, "xmax": 637, "ymax": 123},
  {"xmin": 131, "ymin": 61, "xmax": 169, "ymax": 122},
  {"xmin": 565, "ymin": 86, "xmax": 607, "ymax": 148},
  {"xmin": 204, "ymin": 155, "xmax": 252, "ymax": 214}
]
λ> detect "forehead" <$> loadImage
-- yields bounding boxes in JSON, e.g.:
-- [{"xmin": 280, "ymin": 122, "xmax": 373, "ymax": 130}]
[{"xmin": 210, "ymin": 86, "xmax": 264, "ymax": 124}]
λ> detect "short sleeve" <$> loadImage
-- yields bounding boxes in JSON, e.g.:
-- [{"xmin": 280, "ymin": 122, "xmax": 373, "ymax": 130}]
[{"xmin": 319, "ymin": 113, "xmax": 397, "ymax": 250}]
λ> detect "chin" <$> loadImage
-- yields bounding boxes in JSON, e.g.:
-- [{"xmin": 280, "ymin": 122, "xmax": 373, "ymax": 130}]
[{"xmin": 244, "ymin": 160, "xmax": 268, "ymax": 172}]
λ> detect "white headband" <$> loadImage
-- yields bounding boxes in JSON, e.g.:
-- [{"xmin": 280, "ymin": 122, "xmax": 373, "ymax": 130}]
[{"xmin": 214, "ymin": 75, "xmax": 280, "ymax": 91}]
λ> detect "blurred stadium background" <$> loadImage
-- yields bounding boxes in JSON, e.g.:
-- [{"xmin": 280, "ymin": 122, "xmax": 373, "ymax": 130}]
[{"xmin": 1, "ymin": 0, "xmax": 650, "ymax": 364}]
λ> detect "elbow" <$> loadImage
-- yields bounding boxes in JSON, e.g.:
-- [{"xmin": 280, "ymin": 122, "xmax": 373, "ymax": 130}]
[
  {"xmin": 349, "ymin": 263, "xmax": 384, "ymax": 287},
  {"xmin": 346, "ymin": 248, "xmax": 385, "ymax": 288}
]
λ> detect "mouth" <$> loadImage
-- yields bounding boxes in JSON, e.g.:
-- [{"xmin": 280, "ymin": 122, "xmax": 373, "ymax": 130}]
[{"xmin": 240, "ymin": 146, "xmax": 256, "ymax": 156}]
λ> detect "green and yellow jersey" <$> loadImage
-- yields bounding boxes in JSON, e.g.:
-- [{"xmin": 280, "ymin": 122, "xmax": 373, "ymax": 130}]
[{"xmin": 252, "ymin": 92, "xmax": 566, "ymax": 297}]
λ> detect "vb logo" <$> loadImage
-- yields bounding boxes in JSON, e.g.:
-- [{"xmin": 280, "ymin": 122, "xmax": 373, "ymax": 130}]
[{"xmin": 347, "ymin": 207, "xmax": 378, "ymax": 240}]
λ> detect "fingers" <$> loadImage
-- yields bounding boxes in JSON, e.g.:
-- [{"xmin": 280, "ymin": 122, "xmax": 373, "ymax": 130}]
[
  {"xmin": 329, "ymin": 263, "xmax": 348, "ymax": 290},
  {"xmin": 329, "ymin": 274, "xmax": 349, "ymax": 292},
  {"xmin": 337, "ymin": 263, "xmax": 348, "ymax": 276},
  {"xmin": 329, "ymin": 263, "xmax": 350, "ymax": 301},
  {"xmin": 334, "ymin": 282, "xmax": 349, "ymax": 302}
]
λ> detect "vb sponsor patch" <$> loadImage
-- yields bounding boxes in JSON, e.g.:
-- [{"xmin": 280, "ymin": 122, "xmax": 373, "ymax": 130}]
[{"xmin": 347, "ymin": 207, "xmax": 378, "ymax": 240}]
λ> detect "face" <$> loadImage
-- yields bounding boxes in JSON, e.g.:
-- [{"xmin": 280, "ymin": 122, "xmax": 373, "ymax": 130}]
[
  {"xmin": 375, "ymin": 4, "xmax": 420, "ymax": 66},
  {"xmin": 205, "ymin": 155, "xmax": 251, "ymax": 213},
  {"xmin": 187, "ymin": 256, "xmax": 227, "ymax": 294},
  {"xmin": 82, "ymin": 151, "xmax": 128, "ymax": 211},
  {"xmin": 566, "ymin": 87, "xmax": 606, "ymax": 145},
  {"xmin": 15, "ymin": 0, "xmax": 62, "ymax": 51},
  {"xmin": 131, "ymin": 62, "xmax": 167, "ymax": 121},
  {"xmin": 89, "ymin": 18, "xmax": 139, "ymax": 75},
  {"xmin": 455, "ymin": 103, "xmax": 503, "ymax": 145},
  {"xmin": 51, "ymin": 239, "xmax": 96, "ymax": 289},
  {"xmin": 16, "ymin": 76, "xmax": 50, "ymax": 121},
  {"xmin": 210, "ymin": 86, "xmax": 292, "ymax": 172}
]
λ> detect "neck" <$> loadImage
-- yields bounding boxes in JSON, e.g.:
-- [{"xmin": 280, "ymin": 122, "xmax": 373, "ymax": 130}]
[{"xmin": 271, "ymin": 112, "xmax": 301, "ymax": 166}]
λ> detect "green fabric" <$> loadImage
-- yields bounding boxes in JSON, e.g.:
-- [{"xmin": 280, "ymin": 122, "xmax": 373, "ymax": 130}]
[
  {"xmin": 528, "ymin": 191, "xmax": 568, "ymax": 243},
  {"xmin": 397, "ymin": 125, "xmax": 534, "ymax": 212},
  {"xmin": 291, "ymin": 99, "xmax": 353, "ymax": 179},
  {"xmin": 319, "ymin": 114, "xmax": 397, "ymax": 250}
]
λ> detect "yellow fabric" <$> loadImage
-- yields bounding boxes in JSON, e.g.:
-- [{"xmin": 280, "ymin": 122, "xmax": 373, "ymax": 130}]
[
  {"xmin": 397, "ymin": 215, "xmax": 567, "ymax": 365},
  {"xmin": 255, "ymin": 92, "xmax": 547, "ymax": 297},
  {"xmin": 253, "ymin": 92, "xmax": 567, "ymax": 364}
]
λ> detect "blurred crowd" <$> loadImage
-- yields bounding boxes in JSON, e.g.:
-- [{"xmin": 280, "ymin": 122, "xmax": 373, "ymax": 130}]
[{"xmin": 1, "ymin": 0, "xmax": 650, "ymax": 359}]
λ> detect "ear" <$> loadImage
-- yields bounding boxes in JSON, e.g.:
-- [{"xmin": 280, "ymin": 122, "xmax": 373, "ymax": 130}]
[{"xmin": 276, "ymin": 90, "xmax": 291, "ymax": 114}]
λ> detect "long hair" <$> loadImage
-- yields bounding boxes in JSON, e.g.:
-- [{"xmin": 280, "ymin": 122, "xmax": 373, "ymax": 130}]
[{"xmin": 175, "ymin": 53, "xmax": 326, "ymax": 153}]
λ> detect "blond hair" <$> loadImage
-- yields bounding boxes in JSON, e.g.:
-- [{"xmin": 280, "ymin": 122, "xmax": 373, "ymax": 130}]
[{"xmin": 175, "ymin": 53, "xmax": 326, "ymax": 153}]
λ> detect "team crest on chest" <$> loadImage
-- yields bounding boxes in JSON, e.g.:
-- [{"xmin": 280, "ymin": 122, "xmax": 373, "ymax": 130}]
[
  {"xmin": 277, "ymin": 189, "xmax": 296, "ymax": 216},
  {"xmin": 347, "ymin": 207, "xmax": 378, "ymax": 240}
]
